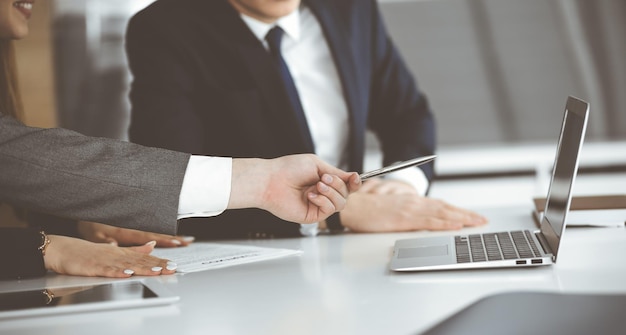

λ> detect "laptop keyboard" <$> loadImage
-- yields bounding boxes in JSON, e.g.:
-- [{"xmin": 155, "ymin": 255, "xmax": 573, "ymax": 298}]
[{"xmin": 455, "ymin": 230, "xmax": 541, "ymax": 263}]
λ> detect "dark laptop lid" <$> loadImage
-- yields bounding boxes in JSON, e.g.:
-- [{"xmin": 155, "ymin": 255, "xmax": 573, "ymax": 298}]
[{"xmin": 420, "ymin": 291, "xmax": 625, "ymax": 335}]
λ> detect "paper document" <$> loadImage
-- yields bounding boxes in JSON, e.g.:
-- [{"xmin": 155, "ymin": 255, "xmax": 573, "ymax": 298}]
[
  {"xmin": 152, "ymin": 242, "xmax": 302, "ymax": 273},
  {"xmin": 565, "ymin": 209, "xmax": 626, "ymax": 227}
]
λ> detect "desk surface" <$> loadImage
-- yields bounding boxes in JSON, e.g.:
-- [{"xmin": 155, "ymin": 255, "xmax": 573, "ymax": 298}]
[{"xmin": 1, "ymin": 172, "xmax": 625, "ymax": 335}]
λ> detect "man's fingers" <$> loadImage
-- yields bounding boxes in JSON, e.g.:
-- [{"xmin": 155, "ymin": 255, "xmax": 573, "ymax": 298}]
[
  {"xmin": 347, "ymin": 172, "xmax": 362, "ymax": 193},
  {"xmin": 321, "ymin": 174, "xmax": 349, "ymax": 198},
  {"xmin": 307, "ymin": 192, "xmax": 336, "ymax": 217},
  {"xmin": 314, "ymin": 156, "xmax": 356, "ymax": 182},
  {"xmin": 316, "ymin": 180, "xmax": 347, "ymax": 212},
  {"xmin": 440, "ymin": 202, "xmax": 488, "ymax": 226},
  {"xmin": 417, "ymin": 199, "xmax": 488, "ymax": 229}
]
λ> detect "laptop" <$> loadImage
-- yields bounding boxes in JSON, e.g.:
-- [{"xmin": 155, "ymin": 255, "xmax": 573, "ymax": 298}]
[{"xmin": 390, "ymin": 96, "xmax": 589, "ymax": 271}]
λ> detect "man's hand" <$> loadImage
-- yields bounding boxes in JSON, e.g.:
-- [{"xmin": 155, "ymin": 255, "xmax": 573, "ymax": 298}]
[
  {"xmin": 359, "ymin": 177, "xmax": 419, "ymax": 195},
  {"xmin": 229, "ymin": 154, "xmax": 361, "ymax": 224},
  {"xmin": 77, "ymin": 221, "xmax": 194, "ymax": 247},
  {"xmin": 339, "ymin": 180, "xmax": 487, "ymax": 232}
]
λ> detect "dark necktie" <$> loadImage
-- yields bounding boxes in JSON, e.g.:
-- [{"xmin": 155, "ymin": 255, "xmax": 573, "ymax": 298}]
[{"xmin": 265, "ymin": 26, "xmax": 315, "ymax": 151}]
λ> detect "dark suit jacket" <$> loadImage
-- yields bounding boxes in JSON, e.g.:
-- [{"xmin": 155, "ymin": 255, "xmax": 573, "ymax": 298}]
[
  {"xmin": 126, "ymin": 0, "xmax": 435, "ymax": 239},
  {"xmin": 0, "ymin": 114, "xmax": 189, "ymax": 235}
]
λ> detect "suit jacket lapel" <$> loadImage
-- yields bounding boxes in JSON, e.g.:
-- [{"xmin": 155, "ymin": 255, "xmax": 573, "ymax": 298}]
[{"xmin": 306, "ymin": 0, "xmax": 365, "ymax": 171}]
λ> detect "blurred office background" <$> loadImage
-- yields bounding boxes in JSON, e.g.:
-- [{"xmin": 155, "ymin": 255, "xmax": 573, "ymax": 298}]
[{"xmin": 17, "ymin": 0, "xmax": 626, "ymax": 176}]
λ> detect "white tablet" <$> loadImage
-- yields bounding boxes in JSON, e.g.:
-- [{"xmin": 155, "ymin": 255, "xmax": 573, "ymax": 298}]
[{"xmin": 0, "ymin": 280, "xmax": 179, "ymax": 319}]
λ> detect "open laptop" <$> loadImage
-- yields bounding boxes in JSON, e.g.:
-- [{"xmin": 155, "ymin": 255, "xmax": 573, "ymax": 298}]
[{"xmin": 390, "ymin": 96, "xmax": 589, "ymax": 271}]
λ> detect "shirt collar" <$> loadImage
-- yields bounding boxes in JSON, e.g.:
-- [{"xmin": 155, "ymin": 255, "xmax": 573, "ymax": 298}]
[{"xmin": 239, "ymin": 5, "xmax": 301, "ymax": 43}]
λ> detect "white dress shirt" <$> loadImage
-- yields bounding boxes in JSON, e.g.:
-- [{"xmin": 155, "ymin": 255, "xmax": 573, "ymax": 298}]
[{"xmin": 241, "ymin": 7, "xmax": 350, "ymax": 170}]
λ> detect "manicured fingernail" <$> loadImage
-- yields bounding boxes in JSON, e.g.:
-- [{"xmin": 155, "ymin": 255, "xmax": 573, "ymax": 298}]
[
  {"xmin": 182, "ymin": 236, "xmax": 195, "ymax": 242},
  {"xmin": 145, "ymin": 240, "xmax": 157, "ymax": 247},
  {"xmin": 322, "ymin": 174, "xmax": 333, "ymax": 184},
  {"xmin": 151, "ymin": 266, "xmax": 163, "ymax": 272},
  {"xmin": 171, "ymin": 239, "xmax": 182, "ymax": 245},
  {"xmin": 308, "ymin": 192, "xmax": 318, "ymax": 199},
  {"xmin": 166, "ymin": 262, "xmax": 177, "ymax": 271},
  {"xmin": 124, "ymin": 269, "xmax": 134, "ymax": 275}
]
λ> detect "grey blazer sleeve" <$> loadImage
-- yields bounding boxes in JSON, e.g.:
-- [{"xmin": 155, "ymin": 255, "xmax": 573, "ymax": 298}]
[{"xmin": 0, "ymin": 114, "xmax": 191, "ymax": 234}]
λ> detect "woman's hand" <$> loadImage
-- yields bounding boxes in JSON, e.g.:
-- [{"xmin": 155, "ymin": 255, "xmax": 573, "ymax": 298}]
[
  {"xmin": 44, "ymin": 235, "xmax": 177, "ymax": 278},
  {"xmin": 77, "ymin": 221, "xmax": 193, "ymax": 247}
]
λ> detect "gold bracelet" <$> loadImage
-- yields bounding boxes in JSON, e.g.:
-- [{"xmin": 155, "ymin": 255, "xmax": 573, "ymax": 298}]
[
  {"xmin": 38, "ymin": 231, "xmax": 51, "ymax": 256},
  {"xmin": 41, "ymin": 289, "xmax": 55, "ymax": 305}
]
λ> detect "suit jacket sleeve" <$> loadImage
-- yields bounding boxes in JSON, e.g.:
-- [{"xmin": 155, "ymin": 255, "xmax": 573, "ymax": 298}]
[
  {"xmin": 365, "ymin": 0, "xmax": 436, "ymax": 180},
  {"xmin": 126, "ymin": 10, "xmax": 206, "ymax": 154},
  {"xmin": 0, "ymin": 114, "xmax": 190, "ymax": 234}
]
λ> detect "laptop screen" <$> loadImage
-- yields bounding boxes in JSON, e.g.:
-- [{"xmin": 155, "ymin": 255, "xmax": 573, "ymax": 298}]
[{"xmin": 541, "ymin": 96, "xmax": 589, "ymax": 259}]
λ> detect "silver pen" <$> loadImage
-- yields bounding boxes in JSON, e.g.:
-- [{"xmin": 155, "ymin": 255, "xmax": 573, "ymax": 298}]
[{"xmin": 359, "ymin": 155, "xmax": 436, "ymax": 181}]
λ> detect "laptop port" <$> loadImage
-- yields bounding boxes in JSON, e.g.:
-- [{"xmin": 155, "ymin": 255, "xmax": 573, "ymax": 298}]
[
  {"xmin": 516, "ymin": 260, "xmax": 527, "ymax": 265},
  {"xmin": 531, "ymin": 259, "xmax": 543, "ymax": 264}
]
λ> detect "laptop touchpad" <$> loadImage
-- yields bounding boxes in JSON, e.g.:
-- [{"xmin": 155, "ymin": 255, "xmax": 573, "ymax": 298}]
[{"xmin": 398, "ymin": 245, "xmax": 448, "ymax": 258}]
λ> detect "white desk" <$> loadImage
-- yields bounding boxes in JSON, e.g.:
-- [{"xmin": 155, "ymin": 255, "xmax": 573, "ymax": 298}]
[{"xmin": 1, "ymin": 172, "xmax": 625, "ymax": 335}]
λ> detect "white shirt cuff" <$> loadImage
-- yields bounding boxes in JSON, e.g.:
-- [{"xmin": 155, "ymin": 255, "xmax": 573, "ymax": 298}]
[
  {"xmin": 383, "ymin": 167, "xmax": 429, "ymax": 196},
  {"xmin": 177, "ymin": 156, "xmax": 232, "ymax": 219},
  {"xmin": 300, "ymin": 222, "xmax": 319, "ymax": 236}
]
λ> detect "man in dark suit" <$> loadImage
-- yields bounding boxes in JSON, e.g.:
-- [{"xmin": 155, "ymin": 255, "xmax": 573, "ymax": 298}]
[{"xmin": 126, "ymin": 0, "xmax": 487, "ymax": 239}]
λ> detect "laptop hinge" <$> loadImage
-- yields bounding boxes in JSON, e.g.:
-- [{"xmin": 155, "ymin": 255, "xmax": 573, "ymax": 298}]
[{"xmin": 535, "ymin": 232, "xmax": 553, "ymax": 256}]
